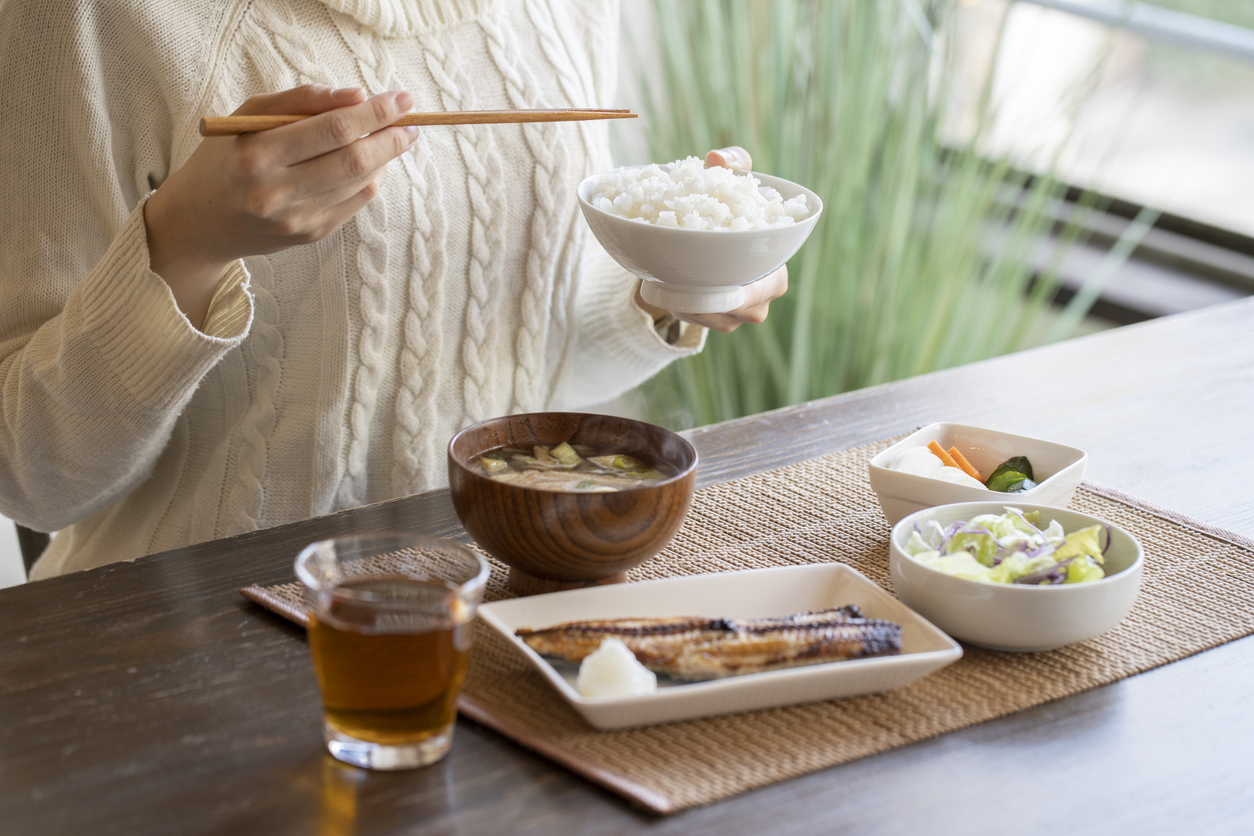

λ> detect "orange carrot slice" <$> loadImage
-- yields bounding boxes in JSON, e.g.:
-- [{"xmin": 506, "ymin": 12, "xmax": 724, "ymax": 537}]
[
  {"xmin": 947, "ymin": 447, "xmax": 982, "ymax": 481},
  {"xmin": 927, "ymin": 441, "xmax": 959, "ymax": 469}
]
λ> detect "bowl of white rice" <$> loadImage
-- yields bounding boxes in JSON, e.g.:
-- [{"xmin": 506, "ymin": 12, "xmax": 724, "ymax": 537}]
[{"xmin": 577, "ymin": 157, "xmax": 823, "ymax": 314}]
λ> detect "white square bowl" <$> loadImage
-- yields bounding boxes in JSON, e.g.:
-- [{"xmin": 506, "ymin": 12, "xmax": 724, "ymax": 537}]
[
  {"xmin": 477, "ymin": 564, "xmax": 962, "ymax": 730},
  {"xmin": 868, "ymin": 423, "xmax": 1087, "ymax": 525}
]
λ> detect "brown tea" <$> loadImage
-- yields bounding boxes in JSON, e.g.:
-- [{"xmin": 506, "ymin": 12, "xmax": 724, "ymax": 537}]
[{"xmin": 308, "ymin": 578, "xmax": 471, "ymax": 745}]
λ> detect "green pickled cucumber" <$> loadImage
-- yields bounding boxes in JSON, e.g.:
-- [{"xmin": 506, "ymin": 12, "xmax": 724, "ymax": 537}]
[{"xmin": 986, "ymin": 456, "xmax": 1037, "ymax": 492}]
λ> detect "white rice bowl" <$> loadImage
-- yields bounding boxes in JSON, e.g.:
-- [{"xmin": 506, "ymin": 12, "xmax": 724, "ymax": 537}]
[{"xmin": 588, "ymin": 156, "xmax": 812, "ymax": 231}]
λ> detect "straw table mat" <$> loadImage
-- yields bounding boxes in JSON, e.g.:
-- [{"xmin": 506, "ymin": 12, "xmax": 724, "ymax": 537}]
[{"xmin": 242, "ymin": 437, "xmax": 1254, "ymax": 814}]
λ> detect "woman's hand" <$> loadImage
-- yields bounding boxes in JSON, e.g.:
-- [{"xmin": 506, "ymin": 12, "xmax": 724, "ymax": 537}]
[
  {"xmin": 678, "ymin": 265, "xmax": 788, "ymax": 333},
  {"xmin": 635, "ymin": 265, "xmax": 788, "ymax": 335},
  {"xmin": 144, "ymin": 84, "xmax": 418, "ymax": 329},
  {"xmin": 634, "ymin": 145, "xmax": 789, "ymax": 334}
]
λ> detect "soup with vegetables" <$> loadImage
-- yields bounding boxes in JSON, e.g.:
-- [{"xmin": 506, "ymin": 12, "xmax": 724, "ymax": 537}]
[{"xmin": 471, "ymin": 443, "xmax": 676, "ymax": 492}]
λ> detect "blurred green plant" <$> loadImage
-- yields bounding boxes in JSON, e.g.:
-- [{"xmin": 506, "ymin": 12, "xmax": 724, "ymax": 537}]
[
  {"xmin": 632, "ymin": 0, "xmax": 1147, "ymax": 429},
  {"xmin": 1141, "ymin": 0, "xmax": 1254, "ymax": 30}
]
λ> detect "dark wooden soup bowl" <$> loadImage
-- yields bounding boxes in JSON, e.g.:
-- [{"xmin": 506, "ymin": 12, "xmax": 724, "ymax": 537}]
[{"xmin": 448, "ymin": 413, "xmax": 698, "ymax": 596}]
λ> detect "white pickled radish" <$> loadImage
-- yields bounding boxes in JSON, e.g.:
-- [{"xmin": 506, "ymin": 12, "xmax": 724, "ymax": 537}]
[
  {"xmin": 576, "ymin": 638, "xmax": 658, "ymax": 698},
  {"xmin": 932, "ymin": 466, "xmax": 988, "ymax": 489},
  {"xmin": 890, "ymin": 446, "xmax": 945, "ymax": 478}
]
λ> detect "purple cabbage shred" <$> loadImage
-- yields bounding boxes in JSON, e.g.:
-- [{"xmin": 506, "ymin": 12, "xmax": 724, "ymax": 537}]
[
  {"xmin": 1021, "ymin": 543, "xmax": 1058, "ymax": 560},
  {"xmin": 1013, "ymin": 556, "xmax": 1076, "ymax": 586}
]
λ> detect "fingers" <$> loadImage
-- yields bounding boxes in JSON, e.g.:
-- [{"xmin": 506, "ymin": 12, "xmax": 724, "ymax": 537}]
[
  {"xmin": 212, "ymin": 88, "xmax": 416, "ymax": 247},
  {"xmin": 286, "ymin": 146, "xmax": 396, "ymax": 215},
  {"xmin": 244, "ymin": 129, "xmax": 404, "ymax": 240},
  {"xmin": 705, "ymin": 146, "xmax": 753, "ymax": 172},
  {"xmin": 268, "ymin": 90, "xmax": 414, "ymax": 166},
  {"xmin": 747, "ymin": 264, "xmax": 788, "ymax": 304},
  {"xmin": 233, "ymin": 83, "xmax": 366, "ymax": 117},
  {"xmin": 296, "ymin": 177, "xmax": 385, "ymax": 245},
  {"xmin": 674, "ymin": 265, "xmax": 787, "ymax": 333},
  {"xmin": 675, "ymin": 310, "xmax": 760, "ymax": 334},
  {"xmin": 286, "ymin": 123, "xmax": 418, "ymax": 203}
]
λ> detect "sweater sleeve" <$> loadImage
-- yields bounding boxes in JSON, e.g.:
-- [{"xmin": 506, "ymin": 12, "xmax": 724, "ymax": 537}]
[
  {"xmin": 545, "ymin": 0, "xmax": 705, "ymax": 410},
  {"xmin": 549, "ymin": 238, "xmax": 705, "ymax": 411},
  {"xmin": 0, "ymin": 0, "xmax": 252, "ymax": 532}
]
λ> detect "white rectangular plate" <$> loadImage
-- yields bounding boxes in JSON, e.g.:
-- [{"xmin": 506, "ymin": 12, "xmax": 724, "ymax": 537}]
[{"xmin": 478, "ymin": 564, "xmax": 962, "ymax": 730}]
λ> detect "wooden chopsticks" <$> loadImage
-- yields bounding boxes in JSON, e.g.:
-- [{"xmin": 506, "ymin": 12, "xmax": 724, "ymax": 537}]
[{"xmin": 199, "ymin": 108, "xmax": 636, "ymax": 136}]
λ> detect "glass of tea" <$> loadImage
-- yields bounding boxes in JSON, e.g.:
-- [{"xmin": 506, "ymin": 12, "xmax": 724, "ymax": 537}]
[{"xmin": 295, "ymin": 533, "xmax": 490, "ymax": 770}]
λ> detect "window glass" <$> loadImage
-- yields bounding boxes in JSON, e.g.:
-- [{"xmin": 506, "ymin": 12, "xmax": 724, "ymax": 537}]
[{"xmin": 943, "ymin": 0, "xmax": 1254, "ymax": 236}]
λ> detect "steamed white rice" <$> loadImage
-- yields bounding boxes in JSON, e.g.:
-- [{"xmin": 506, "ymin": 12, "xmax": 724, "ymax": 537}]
[{"xmin": 588, "ymin": 156, "xmax": 811, "ymax": 231}]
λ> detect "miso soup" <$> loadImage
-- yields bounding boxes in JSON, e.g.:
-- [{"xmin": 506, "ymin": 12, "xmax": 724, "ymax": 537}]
[{"xmin": 471, "ymin": 442, "xmax": 676, "ymax": 492}]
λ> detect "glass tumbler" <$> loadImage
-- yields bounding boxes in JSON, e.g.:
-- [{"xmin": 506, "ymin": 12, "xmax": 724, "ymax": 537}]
[{"xmin": 295, "ymin": 533, "xmax": 490, "ymax": 770}]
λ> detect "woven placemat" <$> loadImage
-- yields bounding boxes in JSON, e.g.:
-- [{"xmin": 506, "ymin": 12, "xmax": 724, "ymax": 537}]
[{"xmin": 242, "ymin": 437, "xmax": 1254, "ymax": 814}]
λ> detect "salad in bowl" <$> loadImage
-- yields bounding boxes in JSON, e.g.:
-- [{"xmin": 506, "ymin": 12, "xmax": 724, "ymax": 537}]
[
  {"xmin": 889, "ymin": 501, "xmax": 1143, "ymax": 652},
  {"xmin": 903, "ymin": 507, "xmax": 1107, "ymax": 586}
]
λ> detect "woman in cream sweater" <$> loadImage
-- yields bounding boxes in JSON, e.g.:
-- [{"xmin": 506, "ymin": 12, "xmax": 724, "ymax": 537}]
[{"xmin": 0, "ymin": 0, "xmax": 786, "ymax": 579}]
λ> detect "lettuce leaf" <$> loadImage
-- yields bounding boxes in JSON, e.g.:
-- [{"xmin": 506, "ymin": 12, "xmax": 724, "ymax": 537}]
[{"xmin": 904, "ymin": 511, "xmax": 1106, "ymax": 585}]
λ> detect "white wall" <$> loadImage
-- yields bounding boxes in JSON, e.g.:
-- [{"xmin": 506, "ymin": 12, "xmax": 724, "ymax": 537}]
[{"xmin": 0, "ymin": 517, "xmax": 27, "ymax": 588}]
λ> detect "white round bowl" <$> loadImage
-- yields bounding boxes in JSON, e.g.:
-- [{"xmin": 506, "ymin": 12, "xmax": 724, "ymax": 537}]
[
  {"xmin": 889, "ymin": 501, "xmax": 1143, "ymax": 652},
  {"xmin": 577, "ymin": 166, "xmax": 823, "ymax": 314}
]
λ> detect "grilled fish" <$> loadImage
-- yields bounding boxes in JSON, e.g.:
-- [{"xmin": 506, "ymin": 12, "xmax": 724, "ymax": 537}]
[{"xmin": 515, "ymin": 605, "xmax": 903, "ymax": 681}]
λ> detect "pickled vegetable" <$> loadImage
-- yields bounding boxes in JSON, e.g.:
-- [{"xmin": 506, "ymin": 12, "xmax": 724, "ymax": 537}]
[{"xmin": 985, "ymin": 456, "xmax": 1038, "ymax": 494}]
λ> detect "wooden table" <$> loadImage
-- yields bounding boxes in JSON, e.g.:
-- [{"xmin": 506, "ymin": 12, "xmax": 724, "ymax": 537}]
[{"xmin": 4, "ymin": 298, "xmax": 1253, "ymax": 835}]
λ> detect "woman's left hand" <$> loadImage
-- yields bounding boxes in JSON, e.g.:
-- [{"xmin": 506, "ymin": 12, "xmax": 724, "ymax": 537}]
[
  {"xmin": 634, "ymin": 145, "xmax": 789, "ymax": 334},
  {"xmin": 672, "ymin": 264, "xmax": 788, "ymax": 333}
]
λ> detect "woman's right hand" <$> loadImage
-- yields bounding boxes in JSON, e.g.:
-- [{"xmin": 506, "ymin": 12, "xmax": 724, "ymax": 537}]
[{"xmin": 144, "ymin": 84, "xmax": 418, "ymax": 329}]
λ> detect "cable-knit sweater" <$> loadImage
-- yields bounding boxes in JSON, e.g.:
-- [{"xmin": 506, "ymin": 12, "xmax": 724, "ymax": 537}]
[{"xmin": 0, "ymin": 0, "xmax": 704, "ymax": 580}]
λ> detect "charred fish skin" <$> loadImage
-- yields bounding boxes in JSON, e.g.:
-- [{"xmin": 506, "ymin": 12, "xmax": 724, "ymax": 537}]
[
  {"xmin": 666, "ymin": 622, "xmax": 903, "ymax": 681},
  {"xmin": 515, "ymin": 606, "xmax": 904, "ymax": 681},
  {"xmin": 514, "ymin": 605, "xmax": 871, "ymax": 650},
  {"xmin": 515, "ymin": 615, "xmax": 727, "ymax": 668}
]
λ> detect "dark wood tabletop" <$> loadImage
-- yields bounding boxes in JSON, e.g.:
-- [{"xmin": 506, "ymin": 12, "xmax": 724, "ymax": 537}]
[{"xmin": 3, "ymin": 298, "xmax": 1253, "ymax": 836}]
